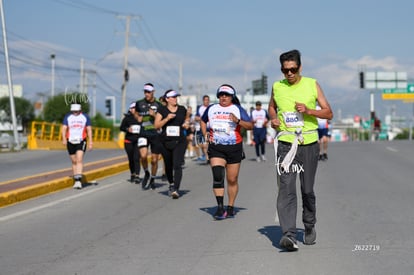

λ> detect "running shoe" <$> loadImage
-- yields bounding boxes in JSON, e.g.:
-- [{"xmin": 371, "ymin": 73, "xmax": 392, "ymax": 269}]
[
  {"xmin": 304, "ymin": 227, "xmax": 316, "ymax": 245},
  {"xmin": 323, "ymin": 153, "xmax": 328, "ymax": 160},
  {"xmin": 261, "ymin": 155, "xmax": 267, "ymax": 161},
  {"xmin": 256, "ymin": 156, "xmax": 261, "ymax": 163},
  {"xmin": 142, "ymin": 170, "xmax": 150, "ymax": 190},
  {"xmin": 149, "ymin": 178, "xmax": 155, "ymax": 190},
  {"xmin": 213, "ymin": 208, "xmax": 227, "ymax": 220},
  {"xmin": 279, "ymin": 235, "xmax": 299, "ymax": 252},
  {"xmin": 168, "ymin": 184, "xmax": 174, "ymax": 196},
  {"xmin": 171, "ymin": 191, "xmax": 180, "ymax": 199},
  {"xmin": 73, "ymin": 180, "xmax": 82, "ymax": 190},
  {"xmin": 134, "ymin": 176, "xmax": 141, "ymax": 184},
  {"xmin": 227, "ymin": 206, "xmax": 235, "ymax": 218}
]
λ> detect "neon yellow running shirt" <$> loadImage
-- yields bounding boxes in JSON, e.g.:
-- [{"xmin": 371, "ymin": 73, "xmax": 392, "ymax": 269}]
[{"xmin": 272, "ymin": 76, "xmax": 318, "ymax": 144}]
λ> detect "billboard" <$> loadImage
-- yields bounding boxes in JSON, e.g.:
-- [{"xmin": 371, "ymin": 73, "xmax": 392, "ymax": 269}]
[
  {"xmin": 364, "ymin": 72, "xmax": 407, "ymax": 89},
  {"xmin": 0, "ymin": 84, "xmax": 23, "ymax": 98}
]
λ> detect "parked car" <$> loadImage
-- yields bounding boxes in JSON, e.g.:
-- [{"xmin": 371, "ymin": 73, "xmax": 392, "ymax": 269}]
[{"xmin": 0, "ymin": 133, "xmax": 12, "ymax": 149}]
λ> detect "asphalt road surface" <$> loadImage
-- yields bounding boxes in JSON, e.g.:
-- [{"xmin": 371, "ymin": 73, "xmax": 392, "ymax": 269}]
[
  {"xmin": 0, "ymin": 149, "xmax": 125, "ymax": 182},
  {"xmin": 0, "ymin": 141, "xmax": 413, "ymax": 274}
]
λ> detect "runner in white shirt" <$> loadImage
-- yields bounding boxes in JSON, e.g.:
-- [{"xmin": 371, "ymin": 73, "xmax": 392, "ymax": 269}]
[
  {"xmin": 62, "ymin": 103, "xmax": 93, "ymax": 189},
  {"xmin": 201, "ymin": 84, "xmax": 253, "ymax": 220},
  {"xmin": 251, "ymin": 101, "xmax": 269, "ymax": 162}
]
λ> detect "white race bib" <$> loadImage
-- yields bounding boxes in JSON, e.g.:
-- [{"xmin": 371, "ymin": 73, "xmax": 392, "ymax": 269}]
[
  {"xmin": 212, "ymin": 122, "xmax": 231, "ymax": 135},
  {"xmin": 282, "ymin": 112, "xmax": 304, "ymax": 128},
  {"xmin": 255, "ymin": 119, "xmax": 264, "ymax": 128},
  {"xmin": 69, "ymin": 138, "xmax": 82, "ymax": 144},
  {"xmin": 138, "ymin": 137, "xmax": 148, "ymax": 147},
  {"xmin": 166, "ymin": 126, "xmax": 180, "ymax": 137},
  {"xmin": 130, "ymin": 124, "xmax": 141, "ymax": 134}
]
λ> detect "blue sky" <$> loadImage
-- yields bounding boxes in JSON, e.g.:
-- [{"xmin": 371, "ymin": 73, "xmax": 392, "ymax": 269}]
[{"xmin": 2, "ymin": 0, "xmax": 414, "ymax": 123}]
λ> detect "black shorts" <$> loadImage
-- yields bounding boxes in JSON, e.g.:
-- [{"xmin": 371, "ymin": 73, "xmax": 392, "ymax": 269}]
[
  {"xmin": 67, "ymin": 140, "xmax": 87, "ymax": 155},
  {"xmin": 208, "ymin": 143, "xmax": 245, "ymax": 164},
  {"xmin": 138, "ymin": 134, "xmax": 163, "ymax": 154},
  {"xmin": 318, "ymin": 128, "xmax": 329, "ymax": 139}
]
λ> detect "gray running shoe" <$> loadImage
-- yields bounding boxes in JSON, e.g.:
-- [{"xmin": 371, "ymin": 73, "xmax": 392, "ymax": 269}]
[
  {"xmin": 279, "ymin": 235, "xmax": 299, "ymax": 251},
  {"xmin": 304, "ymin": 227, "xmax": 316, "ymax": 245}
]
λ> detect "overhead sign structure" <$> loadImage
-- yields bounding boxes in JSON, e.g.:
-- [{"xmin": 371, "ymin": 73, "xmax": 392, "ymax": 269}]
[
  {"xmin": 364, "ymin": 71, "xmax": 407, "ymax": 90},
  {"xmin": 382, "ymin": 84, "xmax": 414, "ymax": 100}
]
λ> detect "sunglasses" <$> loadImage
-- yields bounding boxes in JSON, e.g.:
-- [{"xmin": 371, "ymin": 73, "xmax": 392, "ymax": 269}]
[
  {"xmin": 144, "ymin": 90, "xmax": 153, "ymax": 94},
  {"xmin": 281, "ymin": 67, "xmax": 299, "ymax": 74}
]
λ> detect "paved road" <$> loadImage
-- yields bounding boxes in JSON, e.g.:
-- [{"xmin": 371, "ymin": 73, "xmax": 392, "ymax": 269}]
[
  {"xmin": 0, "ymin": 141, "xmax": 413, "ymax": 274},
  {"xmin": 0, "ymin": 149, "xmax": 125, "ymax": 182}
]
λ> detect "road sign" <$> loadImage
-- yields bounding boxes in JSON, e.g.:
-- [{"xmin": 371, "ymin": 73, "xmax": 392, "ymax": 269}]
[
  {"xmin": 383, "ymin": 89, "xmax": 408, "ymax": 94},
  {"xmin": 364, "ymin": 71, "xmax": 407, "ymax": 89}
]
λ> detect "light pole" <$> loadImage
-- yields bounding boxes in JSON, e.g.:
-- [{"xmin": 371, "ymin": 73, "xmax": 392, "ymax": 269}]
[
  {"xmin": 1, "ymin": 0, "xmax": 20, "ymax": 150},
  {"xmin": 51, "ymin": 53, "xmax": 55, "ymax": 97}
]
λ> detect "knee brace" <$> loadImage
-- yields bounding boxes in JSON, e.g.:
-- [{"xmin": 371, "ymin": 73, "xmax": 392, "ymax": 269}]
[{"xmin": 212, "ymin": 166, "xmax": 225, "ymax": 189}]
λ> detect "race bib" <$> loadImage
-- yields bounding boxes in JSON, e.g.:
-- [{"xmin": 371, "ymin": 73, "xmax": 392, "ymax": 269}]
[
  {"xmin": 195, "ymin": 123, "xmax": 201, "ymax": 131},
  {"xmin": 138, "ymin": 137, "xmax": 148, "ymax": 147},
  {"xmin": 69, "ymin": 138, "xmax": 82, "ymax": 144},
  {"xmin": 282, "ymin": 112, "xmax": 304, "ymax": 128},
  {"xmin": 212, "ymin": 122, "xmax": 231, "ymax": 135},
  {"xmin": 166, "ymin": 126, "xmax": 180, "ymax": 137},
  {"xmin": 255, "ymin": 119, "xmax": 264, "ymax": 128},
  {"xmin": 130, "ymin": 124, "xmax": 141, "ymax": 134}
]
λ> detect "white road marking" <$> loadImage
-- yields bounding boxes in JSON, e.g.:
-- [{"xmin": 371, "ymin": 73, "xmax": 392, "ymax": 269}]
[
  {"xmin": 386, "ymin": 146, "xmax": 398, "ymax": 152},
  {"xmin": 0, "ymin": 181, "xmax": 122, "ymax": 222}
]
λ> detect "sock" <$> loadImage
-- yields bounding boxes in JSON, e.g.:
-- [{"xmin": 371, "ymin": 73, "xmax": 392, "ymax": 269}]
[{"xmin": 215, "ymin": 196, "xmax": 224, "ymax": 209}]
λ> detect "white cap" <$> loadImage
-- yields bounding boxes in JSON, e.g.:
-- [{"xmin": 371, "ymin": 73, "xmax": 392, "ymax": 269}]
[
  {"xmin": 70, "ymin": 104, "xmax": 81, "ymax": 111},
  {"xmin": 129, "ymin": 102, "xmax": 136, "ymax": 109},
  {"xmin": 164, "ymin": 90, "xmax": 181, "ymax": 98},
  {"xmin": 143, "ymin": 84, "xmax": 154, "ymax": 92}
]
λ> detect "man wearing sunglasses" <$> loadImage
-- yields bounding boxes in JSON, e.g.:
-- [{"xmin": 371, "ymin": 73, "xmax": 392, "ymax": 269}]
[
  {"xmin": 134, "ymin": 83, "xmax": 163, "ymax": 190},
  {"xmin": 268, "ymin": 49, "xmax": 333, "ymax": 251}
]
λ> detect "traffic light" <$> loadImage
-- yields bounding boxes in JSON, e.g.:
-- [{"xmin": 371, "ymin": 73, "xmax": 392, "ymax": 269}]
[
  {"xmin": 105, "ymin": 99, "xmax": 112, "ymax": 116},
  {"xmin": 359, "ymin": 72, "xmax": 365, "ymax": 89}
]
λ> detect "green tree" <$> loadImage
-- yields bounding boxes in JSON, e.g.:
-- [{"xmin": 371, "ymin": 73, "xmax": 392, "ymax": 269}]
[
  {"xmin": 43, "ymin": 93, "xmax": 90, "ymax": 122},
  {"xmin": 0, "ymin": 96, "xmax": 35, "ymax": 129}
]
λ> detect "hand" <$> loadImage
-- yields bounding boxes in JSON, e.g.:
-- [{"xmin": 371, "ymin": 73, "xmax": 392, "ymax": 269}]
[
  {"xmin": 167, "ymin": 113, "xmax": 176, "ymax": 120},
  {"xmin": 295, "ymin": 102, "xmax": 307, "ymax": 113},
  {"xmin": 229, "ymin": 113, "xmax": 239, "ymax": 124},
  {"xmin": 270, "ymin": 118, "xmax": 281, "ymax": 129}
]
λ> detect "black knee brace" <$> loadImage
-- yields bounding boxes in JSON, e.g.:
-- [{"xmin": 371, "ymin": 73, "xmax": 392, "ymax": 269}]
[{"xmin": 212, "ymin": 166, "xmax": 225, "ymax": 189}]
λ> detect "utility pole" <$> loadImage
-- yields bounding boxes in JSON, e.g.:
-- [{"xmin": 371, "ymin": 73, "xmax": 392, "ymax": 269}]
[
  {"xmin": 178, "ymin": 62, "xmax": 183, "ymax": 94},
  {"xmin": 79, "ymin": 58, "xmax": 84, "ymax": 94},
  {"xmin": 117, "ymin": 15, "xmax": 138, "ymax": 118}
]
